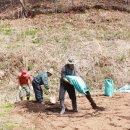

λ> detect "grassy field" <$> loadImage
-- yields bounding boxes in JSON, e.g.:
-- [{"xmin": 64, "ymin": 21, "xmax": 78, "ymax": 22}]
[
  {"xmin": 0, "ymin": 9, "xmax": 130, "ymax": 85},
  {"xmin": 0, "ymin": 104, "xmax": 19, "ymax": 130}
]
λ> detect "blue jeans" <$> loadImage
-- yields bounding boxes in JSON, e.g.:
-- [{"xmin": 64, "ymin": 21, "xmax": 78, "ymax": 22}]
[{"xmin": 32, "ymin": 79, "xmax": 43, "ymax": 102}]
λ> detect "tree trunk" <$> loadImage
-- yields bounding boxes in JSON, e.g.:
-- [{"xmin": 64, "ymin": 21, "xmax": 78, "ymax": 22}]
[{"xmin": 19, "ymin": 0, "xmax": 28, "ymax": 17}]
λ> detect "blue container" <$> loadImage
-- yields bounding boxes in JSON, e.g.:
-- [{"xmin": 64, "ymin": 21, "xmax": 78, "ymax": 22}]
[{"xmin": 105, "ymin": 79, "xmax": 114, "ymax": 96}]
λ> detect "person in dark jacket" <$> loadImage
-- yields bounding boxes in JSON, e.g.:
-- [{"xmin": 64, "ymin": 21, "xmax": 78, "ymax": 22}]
[
  {"xmin": 32, "ymin": 69, "xmax": 53, "ymax": 104},
  {"xmin": 59, "ymin": 59, "xmax": 78, "ymax": 114},
  {"xmin": 59, "ymin": 59, "xmax": 98, "ymax": 114}
]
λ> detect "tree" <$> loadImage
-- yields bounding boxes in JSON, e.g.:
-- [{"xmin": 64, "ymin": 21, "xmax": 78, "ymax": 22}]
[{"xmin": 19, "ymin": 0, "xmax": 28, "ymax": 17}]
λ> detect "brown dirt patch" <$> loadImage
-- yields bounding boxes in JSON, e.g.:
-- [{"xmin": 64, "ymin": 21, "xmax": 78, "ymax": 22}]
[{"xmin": 12, "ymin": 93, "xmax": 130, "ymax": 130}]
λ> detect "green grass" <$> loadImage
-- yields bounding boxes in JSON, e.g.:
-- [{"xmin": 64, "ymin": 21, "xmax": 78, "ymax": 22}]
[
  {"xmin": 16, "ymin": 27, "xmax": 40, "ymax": 43},
  {"xmin": 0, "ymin": 122, "xmax": 18, "ymax": 130},
  {"xmin": 0, "ymin": 11, "xmax": 130, "ymax": 90},
  {"xmin": 0, "ymin": 13, "xmax": 130, "ymax": 46},
  {"xmin": 0, "ymin": 103, "xmax": 19, "ymax": 130},
  {"xmin": 27, "ymin": 63, "xmax": 34, "ymax": 71},
  {"xmin": 24, "ymin": 27, "xmax": 38, "ymax": 37},
  {"xmin": 117, "ymin": 54, "xmax": 126, "ymax": 63},
  {"xmin": 32, "ymin": 36, "xmax": 41, "ymax": 44},
  {"xmin": 0, "ymin": 24, "xmax": 15, "ymax": 35},
  {"xmin": 6, "ymin": 44, "xmax": 21, "ymax": 49},
  {"xmin": 0, "ymin": 104, "xmax": 14, "ymax": 117}
]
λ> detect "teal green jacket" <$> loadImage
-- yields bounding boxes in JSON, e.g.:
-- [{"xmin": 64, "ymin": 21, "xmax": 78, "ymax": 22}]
[{"xmin": 33, "ymin": 72, "xmax": 49, "ymax": 89}]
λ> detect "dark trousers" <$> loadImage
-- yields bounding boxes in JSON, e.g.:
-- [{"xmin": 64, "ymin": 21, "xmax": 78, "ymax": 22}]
[
  {"xmin": 32, "ymin": 80, "xmax": 43, "ymax": 102},
  {"xmin": 59, "ymin": 79, "xmax": 76, "ymax": 102},
  {"xmin": 59, "ymin": 80, "xmax": 97, "ymax": 109},
  {"xmin": 85, "ymin": 91, "xmax": 97, "ymax": 108},
  {"xmin": 59, "ymin": 79, "xmax": 77, "ymax": 111}
]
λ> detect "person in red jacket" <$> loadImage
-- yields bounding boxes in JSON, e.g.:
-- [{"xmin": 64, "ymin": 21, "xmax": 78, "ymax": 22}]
[{"xmin": 18, "ymin": 70, "xmax": 32, "ymax": 101}]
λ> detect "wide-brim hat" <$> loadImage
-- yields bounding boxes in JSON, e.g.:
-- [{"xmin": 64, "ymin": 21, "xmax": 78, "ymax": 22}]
[
  {"xmin": 67, "ymin": 58, "xmax": 75, "ymax": 64},
  {"xmin": 47, "ymin": 68, "xmax": 54, "ymax": 75}
]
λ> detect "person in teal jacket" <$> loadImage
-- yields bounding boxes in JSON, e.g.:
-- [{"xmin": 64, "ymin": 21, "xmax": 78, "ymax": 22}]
[{"xmin": 32, "ymin": 69, "xmax": 53, "ymax": 103}]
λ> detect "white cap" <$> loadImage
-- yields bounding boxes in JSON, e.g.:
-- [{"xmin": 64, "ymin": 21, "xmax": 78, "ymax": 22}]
[{"xmin": 66, "ymin": 58, "xmax": 75, "ymax": 64}]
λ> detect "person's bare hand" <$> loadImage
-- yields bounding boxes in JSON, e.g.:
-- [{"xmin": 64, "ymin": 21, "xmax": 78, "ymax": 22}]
[{"xmin": 63, "ymin": 78, "xmax": 72, "ymax": 85}]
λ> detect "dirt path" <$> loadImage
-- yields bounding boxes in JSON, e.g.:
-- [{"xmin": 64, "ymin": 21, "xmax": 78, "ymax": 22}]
[{"xmin": 12, "ymin": 93, "xmax": 130, "ymax": 130}]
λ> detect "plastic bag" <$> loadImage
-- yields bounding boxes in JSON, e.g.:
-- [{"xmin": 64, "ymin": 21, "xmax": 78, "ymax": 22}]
[
  {"xmin": 105, "ymin": 79, "xmax": 114, "ymax": 96},
  {"xmin": 65, "ymin": 76, "xmax": 89, "ymax": 94},
  {"xmin": 115, "ymin": 84, "xmax": 130, "ymax": 92}
]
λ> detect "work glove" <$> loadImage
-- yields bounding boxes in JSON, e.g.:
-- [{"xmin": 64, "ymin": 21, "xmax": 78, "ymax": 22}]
[
  {"xmin": 48, "ymin": 89, "xmax": 51, "ymax": 93},
  {"xmin": 19, "ymin": 86, "xmax": 22, "ymax": 90},
  {"xmin": 43, "ymin": 88, "xmax": 49, "ymax": 95},
  {"xmin": 63, "ymin": 78, "xmax": 72, "ymax": 85},
  {"xmin": 30, "ymin": 86, "xmax": 33, "ymax": 90}
]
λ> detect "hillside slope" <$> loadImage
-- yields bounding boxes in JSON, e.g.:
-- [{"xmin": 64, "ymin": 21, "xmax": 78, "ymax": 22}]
[
  {"xmin": 0, "ymin": 9, "xmax": 130, "ymax": 103},
  {"xmin": 0, "ymin": 1, "xmax": 130, "ymax": 130},
  {"xmin": 0, "ymin": 0, "xmax": 130, "ymax": 19}
]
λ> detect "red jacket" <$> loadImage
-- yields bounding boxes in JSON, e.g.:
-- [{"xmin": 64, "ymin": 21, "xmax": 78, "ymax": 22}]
[{"xmin": 18, "ymin": 70, "xmax": 31, "ymax": 86}]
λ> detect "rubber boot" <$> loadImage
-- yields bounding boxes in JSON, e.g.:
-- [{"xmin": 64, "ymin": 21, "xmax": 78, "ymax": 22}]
[
  {"xmin": 27, "ymin": 96, "xmax": 30, "ymax": 101},
  {"xmin": 91, "ymin": 100, "xmax": 97, "ymax": 109},
  {"xmin": 20, "ymin": 97, "xmax": 23, "ymax": 101},
  {"xmin": 85, "ymin": 91, "xmax": 97, "ymax": 109},
  {"xmin": 60, "ymin": 100, "xmax": 65, "ymax": 115},
  {"xmin": 72, "ymin": 100, "xmax": 78, "ymax": 112}
]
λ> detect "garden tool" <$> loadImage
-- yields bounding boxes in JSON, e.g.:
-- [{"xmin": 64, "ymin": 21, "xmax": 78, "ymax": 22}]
[{"xmin": 49, "ymin": 89, "xmax": 56, "ymax": 104}]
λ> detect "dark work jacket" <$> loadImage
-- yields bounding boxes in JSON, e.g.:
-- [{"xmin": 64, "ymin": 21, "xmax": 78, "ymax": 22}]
[{"xmin": 61, "ymin": 64, "xmax": 78, "ymax": 80}]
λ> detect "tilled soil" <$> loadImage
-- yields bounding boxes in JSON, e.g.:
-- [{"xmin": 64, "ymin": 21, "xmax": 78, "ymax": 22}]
[{"xmin": 12, "ymin": 93, "xmax": 130, "ymax": 130}]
